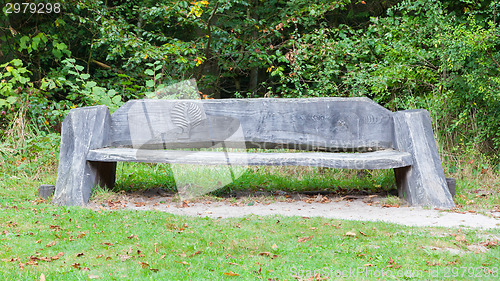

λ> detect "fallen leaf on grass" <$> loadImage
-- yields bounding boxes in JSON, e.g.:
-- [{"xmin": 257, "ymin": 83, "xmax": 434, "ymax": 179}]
[
  {"xmin": 298, "ymin": 235, "xmax": 313, "ymax": 242},
  {"xmin": 45, "ymin": 241, "xmax": 56, "ymax": 247},
  {"xmin": 258, "ymin": 252, "xmax": 277, "ymax": 258},
  {"xmin": 101, "ymin": 242, "xmax": 113, "ymax": 246},
  {"xmin": 35, "ymin": 239, "xmax": 41, "ymax": 244},
  {"xmin": 96, "ymin": 254, "xmax": 104, "ymax": 258},
  {"xmin": 51, "ymin": 252, "xmax": 64, "ymax": 260},
  {"xmin": 386, "ymin": 257, "xmax": 402, "ymax": 269},
  {"xmin": 175, "ymin": 261, "xmax": 189, "ymax": 265},
  {"xmin": 160, "ymin": 254, "xmax": 166, "ymax": 259},
  {"xmin": 229, "ymin": 262, "xmax": 239, "ymax": 266},
  {"xmin": 359, "ymin": 231, "xmax": 368, "ymax": 236},
  {"xmin": 189, "ymin": 251, "xmax": 202, "ymax": 257},
  {"xmin": 49, "ymin": 225, "xmax": 61, "ymax": 231},
  {"xmin": 139, "ymin": 261, "xmax": 149, "ymax": 268},
  {"xmin": 71, "ymin": 263, "xmax": 81, "ymax": 270},
  {"xmin": 224, "ymin": 271, "xmax": 239, "ymax": 276},
  {"xmin": 40, "ymin": 273, "xmax": 45, "ymax": 281},
  {"xmin": 364, "ymin": 264, "xmax": 374, "ymax": 267},
  {"xmin": 76, "ymin": 252, "xmax": 84, "ymax": 257},
  {"xmin": 154, "ymin": 243, "xmax": 158, "ymax": 253},
  {"xmin": 127, "ymin": 234, "xmax": 138, "ymax": 239},
  {"xmin": 88, "ymin": 275, "xmax": 100, "ymax": 279},
  {"xmin": 271, "ymin": 244, "xmax": 278, "ymax": 249},
  {"xmin": 345, "ymin": 231, "xmax": 357, "ymax": 237}
]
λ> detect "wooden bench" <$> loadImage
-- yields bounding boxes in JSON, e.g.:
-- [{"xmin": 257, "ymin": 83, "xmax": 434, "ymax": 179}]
[{"xmin": 53, "ymin": 97, "xmax": 455, "ymax": 208}]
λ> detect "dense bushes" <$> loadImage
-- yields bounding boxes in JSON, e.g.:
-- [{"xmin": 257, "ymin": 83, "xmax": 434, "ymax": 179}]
[{"xmin": 1, "ymin": 0, "xmax": 499, "ymax": 162}]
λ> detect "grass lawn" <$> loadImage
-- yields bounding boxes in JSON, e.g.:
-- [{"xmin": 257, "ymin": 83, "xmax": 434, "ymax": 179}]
[{"xmin": 1, "ymin": 162, "xmax": 499, "ymax": 280}]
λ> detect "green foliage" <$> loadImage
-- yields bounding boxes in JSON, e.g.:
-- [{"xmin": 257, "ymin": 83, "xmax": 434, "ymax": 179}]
[
  {"xmin": 259, "ymin": 0, "xmax": 500, "ymax": 154},
  {"xmin": 41, "ymin": 58, "xmax": 124, "ymax": 112},
  {"xmin": 0, "ymin": 0, "xmax": 499, "ymax": 163},
  {"xmin": 0, "ymin": 59, "xmax": 32, "ymax": 108}
]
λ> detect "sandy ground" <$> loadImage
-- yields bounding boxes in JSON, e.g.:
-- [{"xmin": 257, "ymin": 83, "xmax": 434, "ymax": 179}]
[{"xmin": 87, "ymin": 190, "xmax": 500, "ymax": 229}]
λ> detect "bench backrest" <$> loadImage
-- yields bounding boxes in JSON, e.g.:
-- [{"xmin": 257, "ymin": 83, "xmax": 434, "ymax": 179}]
[{"xmin": 110, "ymin": 97, "xmax": 394, "ymax": 152}]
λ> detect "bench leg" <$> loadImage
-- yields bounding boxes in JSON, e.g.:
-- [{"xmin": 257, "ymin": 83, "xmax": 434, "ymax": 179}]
[
  {"xmin": 393, "ymin": 109, "xmax": 454, "ymax": 209},
  {"xmin": 53, "ymin": 106, "xmax": 112, "ymax": 206}
]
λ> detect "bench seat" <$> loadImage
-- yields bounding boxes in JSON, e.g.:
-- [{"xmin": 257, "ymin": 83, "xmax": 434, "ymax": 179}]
[{"xmin": 87, "ymin": 148, "xmax": 413, "ymax": 169}]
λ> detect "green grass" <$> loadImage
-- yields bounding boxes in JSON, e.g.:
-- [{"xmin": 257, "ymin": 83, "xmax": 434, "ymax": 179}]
[
  {"xmin": 1, "ymin": 167, "xmax": 499, "ymax": 280},
  {"xmin": 114, "ymin": 162, "xmax": 396, "ymax": 195},
  {"xmin": 113, "ymin": 161, "xmax": 500, "ymax": 215}
]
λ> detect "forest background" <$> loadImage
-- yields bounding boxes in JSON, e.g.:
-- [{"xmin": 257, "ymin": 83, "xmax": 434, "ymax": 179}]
[{"xmin": 1, "ymin": 0, "xmax": 499, "ymax": 177}]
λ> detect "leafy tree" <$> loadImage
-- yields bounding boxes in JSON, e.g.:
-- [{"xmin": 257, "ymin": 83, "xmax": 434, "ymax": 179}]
[{"xmin": 1, "ymin": 0, "xmax": 499, "ymax": 160}]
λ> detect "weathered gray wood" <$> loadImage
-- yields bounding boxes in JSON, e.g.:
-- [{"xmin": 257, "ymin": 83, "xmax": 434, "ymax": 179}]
[
  {"xmin": 38, "ymin": 185, "xmax": 55, "ymax": 200},
  {"xmin": 110, "ymin": 98, "xmax": 394, "ymax": 152},
  {"xmin": 53, "ymin": 106, "xmax": 115, "ymax": 206},
  {"xmin": 54, "ymin": 97, "xmax": 453, "ymax": 209},
  {"xmin": 87, "ymin": 148, "xmax": 413, "ymax": 169},
  {"xmin": 393, "ymin": 109, "xmax": 454, "ymax": 208},
  {"xmin": 446, "ymin": 178, "xmax": 456, "ymax": 197}
]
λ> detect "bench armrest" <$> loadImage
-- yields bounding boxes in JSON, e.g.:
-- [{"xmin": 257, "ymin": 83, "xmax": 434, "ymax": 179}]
[
  {"xmin": 53, "ymin": 105, "xmax": 112, "ymax": 206},
  {"xmin": 392, "ymin": 109, "xmax": 454, "ymax": 208}
]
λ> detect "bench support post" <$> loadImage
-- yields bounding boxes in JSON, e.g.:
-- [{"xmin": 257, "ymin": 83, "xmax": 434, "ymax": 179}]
[
  {"xmin": 53, "ymin": 106, "xmax": 116, "ymax": 206},
  {"xmin": 393, "ymin": 110, "xmax": 454, "ymax": 208}
]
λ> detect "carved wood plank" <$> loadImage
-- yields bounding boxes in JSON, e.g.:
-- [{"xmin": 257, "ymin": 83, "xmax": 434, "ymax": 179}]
[
  {"xmin": 110, "ymin": 98, "xmax": 394, "ymax": 151},
  {"xmin": 87, "ymin": 148, "xmax": 413, "ymax": 169}
]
